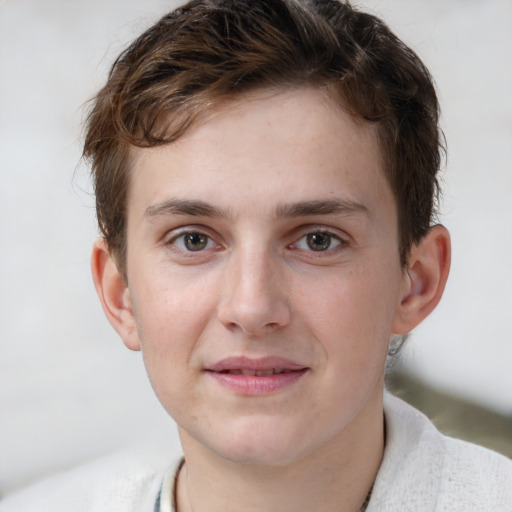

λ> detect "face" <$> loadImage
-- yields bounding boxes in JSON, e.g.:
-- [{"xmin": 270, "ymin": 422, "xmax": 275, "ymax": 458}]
[{"xmin": 122, "ymin": 87, "xmax": 409, "ymax": 466}]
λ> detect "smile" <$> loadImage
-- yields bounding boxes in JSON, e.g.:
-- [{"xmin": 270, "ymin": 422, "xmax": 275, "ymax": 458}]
[{"xmin": 206, "ymin": 357, "xmax": 308, "ymax": 395}]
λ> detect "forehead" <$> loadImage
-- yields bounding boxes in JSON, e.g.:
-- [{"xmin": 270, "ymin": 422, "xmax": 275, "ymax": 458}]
[{"xmin": 128, "ymin": 87, "xmax": 391, "ymax": 220}]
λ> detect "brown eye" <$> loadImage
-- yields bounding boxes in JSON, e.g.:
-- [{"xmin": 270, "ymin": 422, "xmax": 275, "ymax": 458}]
[
  {"xmin": 183, "ymin": 232, "xmax": 209, "ymax": 251},
  {"xmin": 306, "ymin": 232, "xmax": 334, "ymax": 251}
]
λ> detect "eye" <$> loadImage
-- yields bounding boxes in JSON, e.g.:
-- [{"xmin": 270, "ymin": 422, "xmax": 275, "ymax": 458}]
[
  {"xmin": 170, "ymin": 231, "xmax": 215, "ymax": 252},
  {"xmin": 294, "ymin": 231, "xmax": 343, "ymax": 252}
]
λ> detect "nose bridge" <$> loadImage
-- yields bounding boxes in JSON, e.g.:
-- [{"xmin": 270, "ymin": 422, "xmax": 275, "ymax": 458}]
[{"xmin": 218, "ymin": 241, "xmax": 290, "ymax": 335}]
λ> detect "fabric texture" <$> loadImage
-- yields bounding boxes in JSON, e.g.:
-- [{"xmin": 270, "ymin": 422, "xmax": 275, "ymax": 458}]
[
  {"xmin": 367, "ymin": 392, "xmax": 512, "ymax": 511},
  {"xmin": 0, "ymin": 447, "xmax": 172, "ymax": 512},
  {"xmin": 2, "ymin": 392, "xmax": 511, "ymax": 512}
]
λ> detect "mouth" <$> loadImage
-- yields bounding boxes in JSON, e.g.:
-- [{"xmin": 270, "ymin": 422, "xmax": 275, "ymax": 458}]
[
  {"xmin": 206, "ymin": 356, "xmax": 308, "ymax": 395},
  {"xmin": 207, "ymin": 356, "xmax": 307, "ymax": 374},
  {"xmin": 216, "ymin": 368, "xmax": 298, "ymax": 376}
]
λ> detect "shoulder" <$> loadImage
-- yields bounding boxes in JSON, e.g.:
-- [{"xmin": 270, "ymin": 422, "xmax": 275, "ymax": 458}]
[
  {"xmin": 368, "ymin": 392, "xmax": 512, "ymax": 512},
  {"xmin": 436, "ymin": 434, "xmax": 512, "ymax": 510},
  {"xmin": 0, "ymin": 447, "xmax": 180, "ymax": 512}
]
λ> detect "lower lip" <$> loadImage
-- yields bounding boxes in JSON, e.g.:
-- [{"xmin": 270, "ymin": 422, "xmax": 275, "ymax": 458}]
[{"xmin": 207, "ymin": 370, "xmax": 308, "ymax": 395}]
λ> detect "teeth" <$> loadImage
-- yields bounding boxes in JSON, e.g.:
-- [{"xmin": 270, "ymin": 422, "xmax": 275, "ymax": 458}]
[
  {"xmin": 224, "ymin": 368, "xmax": 290, "ymax": 376},
  {"xmin": 256, "ymin": 369, "xmax": 274, "ymax": 376}
]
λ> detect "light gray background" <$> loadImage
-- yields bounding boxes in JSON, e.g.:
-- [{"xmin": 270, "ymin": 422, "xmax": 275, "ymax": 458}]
[{"xmin": 1, "ymin": 0, "xmax": 511, "ymax": 495}]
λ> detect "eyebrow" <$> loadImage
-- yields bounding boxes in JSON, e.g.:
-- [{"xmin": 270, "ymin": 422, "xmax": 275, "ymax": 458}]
[
  {"xmin": 275, "ymin": 199, "xmax": 369, "ymax": 218},
  {"xmin": 144, "ymin": 198, "xmax": 369, "ymax": 221},
  {"xmin": 144, "ymin": 199, "xmax": 229, "ymax": 219}
]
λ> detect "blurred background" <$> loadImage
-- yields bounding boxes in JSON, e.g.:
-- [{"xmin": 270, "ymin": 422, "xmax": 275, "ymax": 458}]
[{"xmin": 1, "ymin": 0, "xmax": 511, "ymax": 497}]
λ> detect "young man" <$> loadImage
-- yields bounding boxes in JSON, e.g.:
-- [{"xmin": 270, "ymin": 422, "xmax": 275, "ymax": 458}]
[{"xmin": 2, "ymin": 0, "xmax": 511, "ymax": 511}]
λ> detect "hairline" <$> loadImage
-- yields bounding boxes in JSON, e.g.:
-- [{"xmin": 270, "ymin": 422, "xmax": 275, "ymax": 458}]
[{"xmin": 113, "ymin": 82, "xmax": 407, "ymax": 276}]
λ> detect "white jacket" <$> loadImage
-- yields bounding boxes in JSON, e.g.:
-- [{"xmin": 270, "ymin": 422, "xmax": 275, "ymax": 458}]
[{"xmin": 2, "ymin": 393, "xmax": 511, "ymax": 511}]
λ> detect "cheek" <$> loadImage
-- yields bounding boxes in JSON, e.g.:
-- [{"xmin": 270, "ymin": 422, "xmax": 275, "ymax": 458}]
[
  {"xmin": 129, "ymin": 269, "xmax": 217, "ymax": 396},
  {"xmin": 132, "ymin": 266, "xmax": 215, "ymax": 344},
  {"xmin": 296, "ymin": 263, "xmax": 401, "ymax": 360}
]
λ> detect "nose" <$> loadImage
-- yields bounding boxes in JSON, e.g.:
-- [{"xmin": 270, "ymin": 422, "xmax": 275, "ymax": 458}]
[{"xmin": 217, "ymin": 247, "xmax": 291, "ymax": 336}]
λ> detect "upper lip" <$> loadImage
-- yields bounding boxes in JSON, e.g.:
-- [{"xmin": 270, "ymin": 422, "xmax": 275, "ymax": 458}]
[{"xmin": 207, "ymin": 356, "xmax": 307, "ymax": 373}]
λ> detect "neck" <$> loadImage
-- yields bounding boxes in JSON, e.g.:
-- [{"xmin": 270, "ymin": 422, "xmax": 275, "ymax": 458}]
[{"xmin": 176, "ymin": 392, "xmax": 385, "ymax": 512}]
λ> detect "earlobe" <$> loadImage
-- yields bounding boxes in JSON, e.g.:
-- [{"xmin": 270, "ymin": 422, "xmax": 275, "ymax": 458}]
[
  {"xmin": 91, "ymin": 239, "xmax": 141, "ymax": 351},
  {"xmin": 392, "ymin": 225, "xmax": 451, "ymax": 335}
]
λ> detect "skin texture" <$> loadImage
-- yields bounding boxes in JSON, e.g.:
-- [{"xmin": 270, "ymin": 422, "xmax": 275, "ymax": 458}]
[{"xmin": 92, "ymin": 87, "xmax": 450, "ymax": 512}]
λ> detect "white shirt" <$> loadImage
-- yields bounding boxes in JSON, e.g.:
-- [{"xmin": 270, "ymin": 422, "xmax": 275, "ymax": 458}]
[{"xmin": 2, "ymin": 393, "xmax": 511, "ymax": 512}]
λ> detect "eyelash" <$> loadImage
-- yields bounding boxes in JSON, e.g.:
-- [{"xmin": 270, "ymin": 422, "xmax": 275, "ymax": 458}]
[
  {"xmin": 292, "ymin": 230, "xmax": 346, "ymax": 253},
  {"xmin": 165, "ymin": 227, "xmax": 347, "ymax": 256},
  {"xmin": 166, "ymin": 229, "xmax": 220, "ymax": 254}
]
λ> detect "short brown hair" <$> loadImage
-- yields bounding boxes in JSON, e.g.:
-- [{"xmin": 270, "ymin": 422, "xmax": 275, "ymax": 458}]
[{"xmin": 84, "ymin": 0, "xmax": 443, "ymax": 275}]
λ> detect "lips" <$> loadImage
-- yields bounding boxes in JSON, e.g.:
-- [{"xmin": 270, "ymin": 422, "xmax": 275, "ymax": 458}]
[
  {"xmin": 219, "ymin": 368, "xmax": 295, "ymax": 376},
  {"xmin": 206, "ymin": 356, "xmax": 308, "ymax": 395}
]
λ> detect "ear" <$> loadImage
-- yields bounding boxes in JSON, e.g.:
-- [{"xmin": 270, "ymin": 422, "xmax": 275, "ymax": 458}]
[
  {"xmin": 392, "ymin": 224, "xmax": 451, "ymax": 335},
  {"xmin": 91, "ymin": 239, "xmax": 141, "ymax": 351}
]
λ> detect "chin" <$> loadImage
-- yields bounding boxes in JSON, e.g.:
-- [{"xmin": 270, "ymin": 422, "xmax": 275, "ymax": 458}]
[
  {"xmin": 217, "ymin": 441, "xmax": 304, "ymax": 468},
  {"xmin": 199, "ymin": 415, "xmax": 324, "ymax": 468}
]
